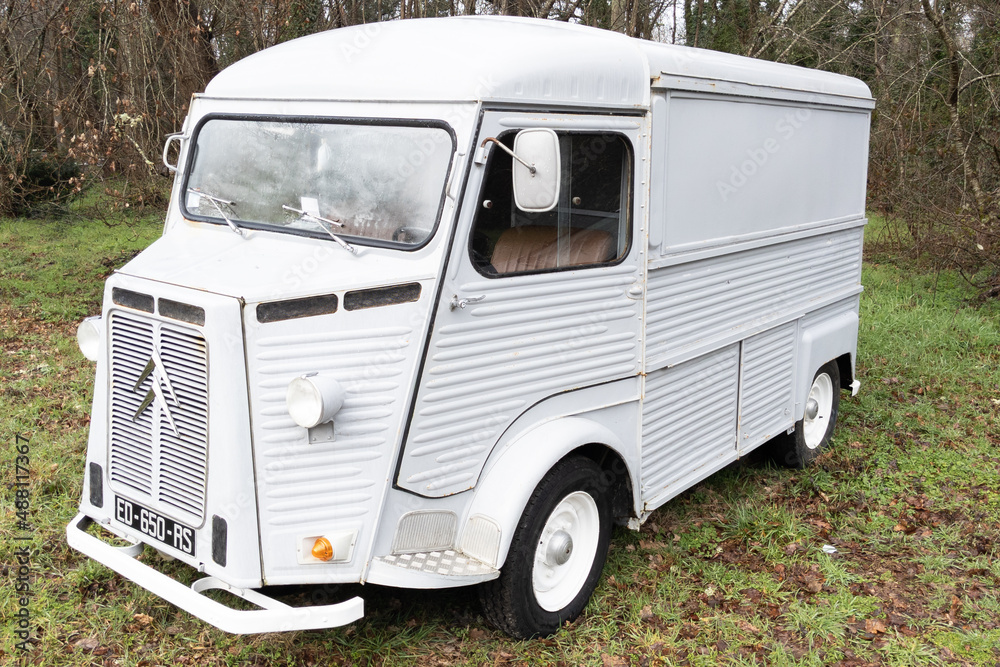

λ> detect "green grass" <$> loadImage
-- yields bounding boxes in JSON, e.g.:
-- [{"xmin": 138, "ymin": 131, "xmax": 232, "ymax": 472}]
[
  {"xmin": 2, "ymin": 205, "xmax": 1000, "ymax": 665},
  {"xmin": 0, "ymin": 206, "xmax": 163, "ymax": 320}
]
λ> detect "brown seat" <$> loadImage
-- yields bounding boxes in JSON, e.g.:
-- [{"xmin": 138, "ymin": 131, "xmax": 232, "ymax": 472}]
[{"xmin": 490, "ymin": 226, "xmax": 613, "ymax": 274}]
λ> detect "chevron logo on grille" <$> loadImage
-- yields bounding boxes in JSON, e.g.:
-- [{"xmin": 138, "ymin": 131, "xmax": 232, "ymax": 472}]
[{"xmin": 132, "ymin": 350, "xmax": 181, "ymax": 436}]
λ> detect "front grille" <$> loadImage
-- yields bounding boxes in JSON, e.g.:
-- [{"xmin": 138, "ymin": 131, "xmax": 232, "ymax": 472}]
[{"xmin": 108, "ymin": 311, "xmax": 209, "ymax": 522}]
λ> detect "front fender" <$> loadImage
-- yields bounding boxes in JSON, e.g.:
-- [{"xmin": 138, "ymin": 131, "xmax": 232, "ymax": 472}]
[{"xmin": 459, "ymin": 414, "xmax": 629, "ymax": 569}]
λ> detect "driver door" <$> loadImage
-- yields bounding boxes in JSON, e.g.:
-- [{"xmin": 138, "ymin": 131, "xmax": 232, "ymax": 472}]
[{"xmin": 397, "ymin": 110, "xmax": 646, "ymax": 498}]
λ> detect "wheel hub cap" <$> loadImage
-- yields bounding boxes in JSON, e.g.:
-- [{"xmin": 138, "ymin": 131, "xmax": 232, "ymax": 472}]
[
  {"xmin": 532, "ymin": 491, "xmax": 601, "ymax": 612},
  {"xmin": 802, "ymin": 372, "xmax": 834, "ymax": 449},
  {"xmin": 546, "ymin": 531, "xmax": 573, "ymax": 566}
]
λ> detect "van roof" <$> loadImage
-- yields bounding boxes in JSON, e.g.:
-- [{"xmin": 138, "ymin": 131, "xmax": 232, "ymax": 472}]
[{"xmin": 204, "ymin": 16, "xmax": 872, "ymax": 108}]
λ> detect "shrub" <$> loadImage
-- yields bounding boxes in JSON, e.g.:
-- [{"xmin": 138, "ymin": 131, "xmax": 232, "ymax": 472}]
[{"xmin": 0, "ymin": 132, "xmax": 82, "ymax": 217}]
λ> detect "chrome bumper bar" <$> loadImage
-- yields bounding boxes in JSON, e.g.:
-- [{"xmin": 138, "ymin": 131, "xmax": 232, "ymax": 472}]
[{"xmin": 66, "ymin": 513, "xmax": 364, "ymax": 634}]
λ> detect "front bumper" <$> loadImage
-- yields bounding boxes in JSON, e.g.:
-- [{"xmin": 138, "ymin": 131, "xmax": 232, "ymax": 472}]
[{"xmin": 66, "ymin": 514, "xmax": 364, "ymax": 634}]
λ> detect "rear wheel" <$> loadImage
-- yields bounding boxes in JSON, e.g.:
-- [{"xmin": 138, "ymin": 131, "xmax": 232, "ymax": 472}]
[
  {"xmin": 776, "ymin": 361, "xmax": 841, "ymax": 468},
  {"xmin": 479, "ymin": 456, "xmax": 611, "ymax": 638}
]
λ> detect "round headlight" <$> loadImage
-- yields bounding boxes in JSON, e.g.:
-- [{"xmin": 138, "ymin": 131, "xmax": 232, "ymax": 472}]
[
  {"xmin": 286, "ymin": 375, "xmax": 346, "ymax": 428},
  {"xmin": 77, "ymin": 316, "xmax": 102, "ymax": 362}
]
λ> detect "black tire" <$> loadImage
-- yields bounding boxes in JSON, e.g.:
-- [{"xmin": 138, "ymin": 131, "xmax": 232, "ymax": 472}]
[
  {"xmin": 479, "ymin": 456, "xmax": 612, "ymax": 638},
  {"xmin": 774, "ymin": 360, "xmax": 841, "ymax": 468}
]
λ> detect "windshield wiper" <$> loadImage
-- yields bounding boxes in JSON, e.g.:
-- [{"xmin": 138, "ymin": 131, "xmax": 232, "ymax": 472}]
[
  {"xmin": 282, "ymin": 204, "xmax": 358, "ymax": 255},
  {"xmin": 188, "ymin": 188, "xmax": 244, "ymax": 237}
]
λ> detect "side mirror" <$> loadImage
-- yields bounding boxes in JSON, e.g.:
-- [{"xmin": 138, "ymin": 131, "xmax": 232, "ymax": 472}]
[{"xmin": 512, "ymin": 129, "xmax": 560, "ymax": 213}]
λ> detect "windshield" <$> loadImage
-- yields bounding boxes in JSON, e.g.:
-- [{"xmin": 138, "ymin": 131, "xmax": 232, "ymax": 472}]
[{"xmin": 183, "ymin": 118, "xmax": 454, "ymax": 247}]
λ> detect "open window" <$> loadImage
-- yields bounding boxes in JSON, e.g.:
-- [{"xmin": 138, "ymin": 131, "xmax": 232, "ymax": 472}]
[{"xmin": 470, "ymin": 132, "xmax": 632, "ymax": 277}]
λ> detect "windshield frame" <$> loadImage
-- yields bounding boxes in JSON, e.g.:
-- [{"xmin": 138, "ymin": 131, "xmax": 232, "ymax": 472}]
[{"xmin": 180, "ymin": 114, "xmax": 457, "ymax": 251}]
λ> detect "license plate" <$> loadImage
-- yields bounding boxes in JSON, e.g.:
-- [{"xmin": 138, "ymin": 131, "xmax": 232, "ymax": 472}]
[{"xmin": 114, "ymin": 496, "xmax": 196, "ymax": 556}]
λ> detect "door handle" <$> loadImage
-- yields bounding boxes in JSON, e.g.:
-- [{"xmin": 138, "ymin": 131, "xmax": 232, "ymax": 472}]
[{"xmin": 449, "ymin": 294, "xmax": 486, "ymax": 311}]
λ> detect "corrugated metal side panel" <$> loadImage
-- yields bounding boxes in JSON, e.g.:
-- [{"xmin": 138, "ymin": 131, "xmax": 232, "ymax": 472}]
[
  {"xmin": 640, "ymin": 344, "xmax": 739, "ymax": 502},
  {"xmin": 646, "ymin": 228, "xmax": 863, "ymax": 368},
  {"xmin": 252, "ymin": 325, "xmax": 413, "ymax": 530},
  {"xmin": 400, "ymin": 265, "xmax": 641, "ymax": 497},
  {"xmin": 738, "ymin": 322, "xmax": 796, "ymax": 453}
]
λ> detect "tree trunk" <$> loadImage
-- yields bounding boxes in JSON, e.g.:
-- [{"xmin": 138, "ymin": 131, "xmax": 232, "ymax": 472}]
[{"xmin": 148, "ymin": 0, "xmax": 218, "ymax": 113}]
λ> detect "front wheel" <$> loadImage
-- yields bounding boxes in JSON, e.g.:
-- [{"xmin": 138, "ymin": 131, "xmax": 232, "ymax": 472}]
[
  {"xmin": 775, "ymin": 360, "xmax": 841, "ymax": 468},
  {"xmin": 479, "ymin": 456, "xmax": 612, "ymax": 638}
]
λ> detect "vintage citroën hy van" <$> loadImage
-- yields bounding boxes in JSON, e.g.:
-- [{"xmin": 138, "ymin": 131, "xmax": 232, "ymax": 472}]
[{"xmin": 68, "ymin": 16, "xmax": 872, "ymax": 638}]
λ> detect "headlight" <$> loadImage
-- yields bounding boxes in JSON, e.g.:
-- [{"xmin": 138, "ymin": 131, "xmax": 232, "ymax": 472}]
[
  {"xmin": 286, "ymin": 374, "xmax": 346, "ymax": 428},
  {"xmin": 77, "ymin": 316, "xmax": 102, "ymax": 362}
]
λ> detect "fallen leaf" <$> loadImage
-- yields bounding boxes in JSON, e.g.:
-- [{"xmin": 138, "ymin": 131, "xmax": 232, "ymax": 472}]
[
  {"xmin": 810, "ymin": 516, "xmax": 833, "ymax": 529},
  {"xmin": 865, "ymin": 618, "xmax": 886, "ymax": 634},
  {"xmin": 948, "ymin": 595, "xmax": 963, "ymax": 624},
  {"xmin": 639, "ymin": 539, "xmax": 667, "ymax": 550},
  {"xmin": 74, "ymin": 637, "xmax": 100, "ymax": 651}
]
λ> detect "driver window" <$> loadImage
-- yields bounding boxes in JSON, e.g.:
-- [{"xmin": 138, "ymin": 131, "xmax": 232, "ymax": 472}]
[{"xmin": 469, "ymin": 132, "xmax": 631, "ymax": 277}]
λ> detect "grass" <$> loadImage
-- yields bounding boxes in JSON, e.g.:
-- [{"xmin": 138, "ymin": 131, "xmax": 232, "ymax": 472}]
[{"xmin": 1, "ymin": 204, "xmax": 999, "ymax": 665}]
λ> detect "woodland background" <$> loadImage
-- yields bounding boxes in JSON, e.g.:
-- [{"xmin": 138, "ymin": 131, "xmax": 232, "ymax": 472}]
[{"xmin": 1, "ymin": 0, "xmax": 999, "ymax": 293}]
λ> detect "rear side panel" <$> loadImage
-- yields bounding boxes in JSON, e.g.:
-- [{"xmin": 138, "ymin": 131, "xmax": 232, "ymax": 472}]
[
  {"xmin": 639, "ymin": 89, "xmax": 868, "ymax": 511},
  {"xmin": 648, "ymin": 90, "xmax": 869, "ymax": 256},
  {"xmin": 645, "ymin": 226, "xmax": 864, "ymax": 368}
]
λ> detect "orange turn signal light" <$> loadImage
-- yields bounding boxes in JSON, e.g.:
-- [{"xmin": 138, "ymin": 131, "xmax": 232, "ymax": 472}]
[{"xmin": 311, "ymin": 537, "xmax": 334, "ymax": 562}]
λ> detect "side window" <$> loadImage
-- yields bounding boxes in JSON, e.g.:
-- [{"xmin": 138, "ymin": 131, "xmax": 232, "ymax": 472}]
[{"xmin": 469, "ymin": 132, "xmax": 632, "ymax": 277}]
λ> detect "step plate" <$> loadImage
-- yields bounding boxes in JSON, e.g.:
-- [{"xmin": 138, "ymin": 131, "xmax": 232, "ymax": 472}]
[{"xmin": 375, "ymin": 550, "xmax": 497, "ymax": 577}]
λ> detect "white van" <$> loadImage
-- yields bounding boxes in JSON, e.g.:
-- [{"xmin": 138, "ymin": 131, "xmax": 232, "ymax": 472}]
[{"xmin": 67, "ymin": 16, "xmax": 872, "ymax": 638}]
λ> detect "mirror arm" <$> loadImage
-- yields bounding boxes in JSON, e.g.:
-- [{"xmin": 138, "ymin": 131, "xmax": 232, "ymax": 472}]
[{"xmin": 480, "ymin": 137, "xmax": 536, "ymax": 175}]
